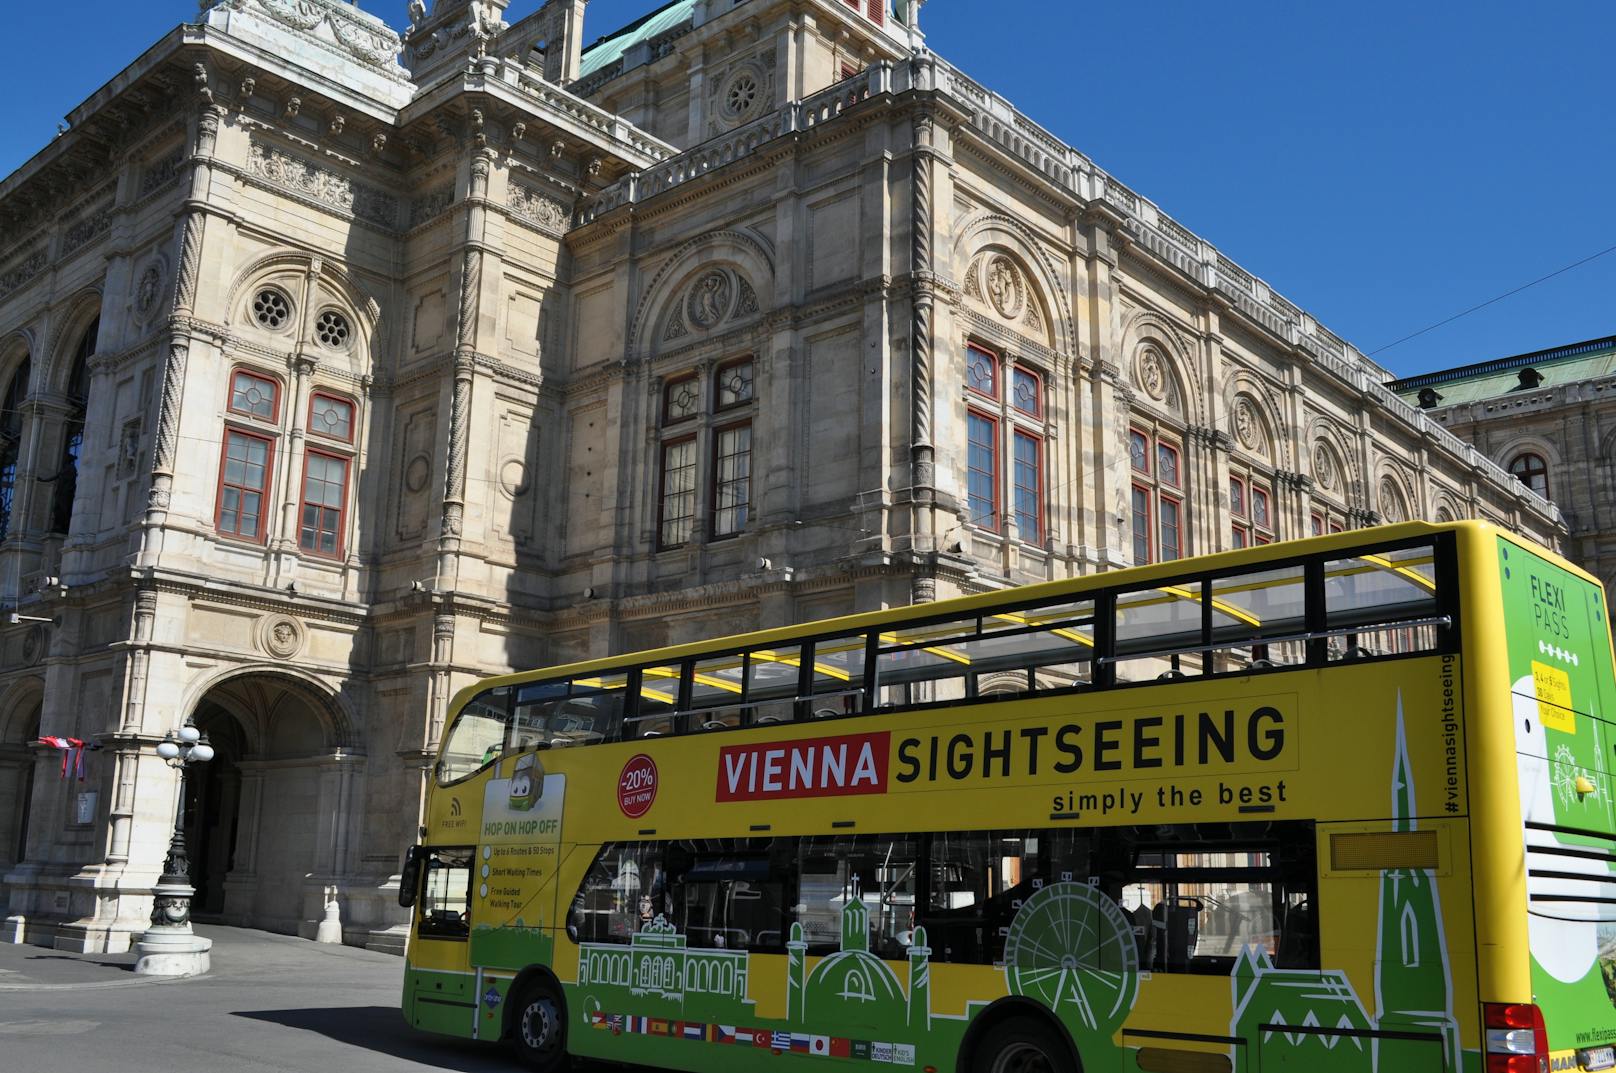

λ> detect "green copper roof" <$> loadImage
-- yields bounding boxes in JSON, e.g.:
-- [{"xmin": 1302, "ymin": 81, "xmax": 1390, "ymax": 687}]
[
  {"xmin": 577, "ymin": 0, "xmax": 698, "ymax": 79},
  {"xmin": 1389, "ymin": 335, "xmax": 1616, "ymax": 407}
]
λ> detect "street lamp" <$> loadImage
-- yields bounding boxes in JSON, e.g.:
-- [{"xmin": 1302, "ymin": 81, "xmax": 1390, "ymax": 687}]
[{"xmin": 134, "ymin": 725, "xmax": 215, "ymax": 976}]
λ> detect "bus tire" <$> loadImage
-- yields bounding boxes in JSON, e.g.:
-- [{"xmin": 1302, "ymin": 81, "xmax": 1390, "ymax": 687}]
[
  {"xmin": 971, "ymin": 1017, "xmax": 1078, "ymax": 1073},
  {"xmin": 508, "ymin": 981, "xmax": 568, "ymax": 1072}
]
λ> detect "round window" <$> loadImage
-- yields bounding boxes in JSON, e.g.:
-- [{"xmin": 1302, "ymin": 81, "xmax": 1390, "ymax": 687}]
[
  {"xmin": 252, "ymin": 289, "xmax": 291, "ymax": 331},
  {"xmin": 723, "ymin": 72, "xmax": 760, "ymax": 119},
  {"xmin": 315, "ymin": 310, "xmax": 351, "ymax": 350}
]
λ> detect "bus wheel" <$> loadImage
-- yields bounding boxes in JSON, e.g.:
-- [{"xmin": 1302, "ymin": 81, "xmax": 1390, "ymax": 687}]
[
  {"xmin": 974, "ymin": 1018, "xmax": 1077, "ymax": 1073},
  {"xmin": 510, "ymin": 983, "xmax": 567, "ymax": 1072}
]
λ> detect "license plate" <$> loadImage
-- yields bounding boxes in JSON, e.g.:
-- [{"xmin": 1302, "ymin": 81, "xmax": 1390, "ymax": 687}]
[{"xmin": 1582, "ymin": 1046, "xmax": 1616, "ymax": 1071}]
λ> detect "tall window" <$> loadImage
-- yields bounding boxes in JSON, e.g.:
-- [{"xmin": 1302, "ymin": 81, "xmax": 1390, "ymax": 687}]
[
  {"xmin": 1129, "ymin": 425, "xmax": 1184, "ymax": 563},
  {"xmin": 51, "ymin": 319, "xmax": 97, "ymax": 535},
  {"xmin": 1310, "ymin": 511, "xmax": 1345, "ymax": 537},
  {"xmin": 1230, "ymin": 472, "xmax": 1275, "ymax": 548},
  {"xmin": 656, "ymin": 359, "xmax": 756, "ymax": 550},
  {"xmin": 1509, "ymin": 452, "xmax": 1549, "ymax": 498},
  {"xmin": 964, "ymin": 344, "xmax": 1046, "ymax": 543},
  {"xmin": 216, "ymin": 430, "xmax": 274, "ymax": 541},
  {"xmin": 0, "ymin": 358, "xmax": 30, "ymax": 543},
  {"xmin": 298, "ymin": 451, "xmax": 348, "ymax": 556}
]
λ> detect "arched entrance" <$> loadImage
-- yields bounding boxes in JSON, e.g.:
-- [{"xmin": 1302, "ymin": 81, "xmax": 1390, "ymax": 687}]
[
  {"xmin": 183, "ymin": 671, "xmax": 360, "ymax": 938},
  {"xmin": 0, "ymin": 691, "xmax": 42, "ymax": 874}
]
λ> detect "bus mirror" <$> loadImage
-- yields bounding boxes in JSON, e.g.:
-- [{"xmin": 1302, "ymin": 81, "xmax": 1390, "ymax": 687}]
[{"xmin": 399, "ymin": 845, "xmax": 425, "ymax": 908}]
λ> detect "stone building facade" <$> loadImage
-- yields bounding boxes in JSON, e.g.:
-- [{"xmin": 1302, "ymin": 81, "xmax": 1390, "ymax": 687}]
[
  {"xmin": 0, "ymin": 0, "xmax": 1561, "ymax": 954},
  {"xmin": 1391, "ymin": 334, "xmax": 1616, "ymax": 593}
]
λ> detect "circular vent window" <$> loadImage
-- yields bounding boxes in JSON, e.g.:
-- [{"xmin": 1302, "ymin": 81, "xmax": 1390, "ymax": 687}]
[
  {"xmin": 252, "ymin": 289, "xmax": 291, "ymax": 331},
  {"xmin": 723, "ymin": 71, "xmax": 760, "ymax": 120},
  {"xmin": 315, "ymin": 309, "xmax": 351, "ymax": 350}
]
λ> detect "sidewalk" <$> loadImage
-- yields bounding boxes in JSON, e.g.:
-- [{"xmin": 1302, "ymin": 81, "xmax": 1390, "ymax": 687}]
[{"xmin": 0, "ymin": 926, "xmax": 523, "ymax": 1073}]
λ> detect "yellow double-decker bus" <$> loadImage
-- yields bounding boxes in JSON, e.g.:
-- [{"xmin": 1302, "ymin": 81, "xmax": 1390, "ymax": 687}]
[{"xmin": 400, "ymin": 521, "xmax": 1616, "ymax": 1073}]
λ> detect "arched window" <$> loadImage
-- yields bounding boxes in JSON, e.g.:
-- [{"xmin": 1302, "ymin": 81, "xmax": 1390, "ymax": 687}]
[
  {"xmin": 0, "ymin": 357, "xmax": 29, "ymax": 543},
  {"xmin": 1509, "ymin": 452, "xmax": 1549, "ymax": 499},
  {"xmin": 1129, "ymin": 420, "xmax": 1186, "ymax": 564},
  {"xmin": 51, "ymin": 318, "xmax": 97, "ymax": 534}
]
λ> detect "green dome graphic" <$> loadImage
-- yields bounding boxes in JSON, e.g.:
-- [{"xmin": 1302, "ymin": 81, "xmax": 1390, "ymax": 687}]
[{"xmin": 1003, "ymin": 881, "xmax": 1139, "ymax": 1039}]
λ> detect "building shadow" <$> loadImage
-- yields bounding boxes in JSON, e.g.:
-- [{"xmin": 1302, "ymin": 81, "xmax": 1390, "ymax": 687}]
[{"xmin": 233, "ymin": 1007, "xmax": 512, "ymax": 1071}]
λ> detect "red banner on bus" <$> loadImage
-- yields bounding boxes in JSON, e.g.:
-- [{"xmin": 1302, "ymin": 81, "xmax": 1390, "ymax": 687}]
[{"xmin": 715, "ymin": 731, "xmax": 890, "ymax": 802}]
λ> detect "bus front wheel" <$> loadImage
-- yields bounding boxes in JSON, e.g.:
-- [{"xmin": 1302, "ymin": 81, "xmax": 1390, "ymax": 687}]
[
  {"xmin": 509, "ymin": 983, "xmax": 567, "ymax": 1072},
  {"xmin": 973, "ymin": 1018, "xmax": 1078, "ymax": 1073}
]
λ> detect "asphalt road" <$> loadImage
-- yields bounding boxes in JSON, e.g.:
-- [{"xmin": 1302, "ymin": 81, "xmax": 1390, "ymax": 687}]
[{"xmin": 0, "ymin": 926, "xmax": 524, "ymax": 1073}]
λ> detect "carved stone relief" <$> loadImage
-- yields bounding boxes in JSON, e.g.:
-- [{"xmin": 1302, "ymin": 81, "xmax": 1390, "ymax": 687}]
[
  {"xmin": 1312, "ymin": 440, "xmax": 1338, "ymax": 492},
  {"xmin": 134, "ymin": 259, "xmax": 168, "ymax": 321},
  {"xmin": 247, "ymin": 140, "xmax": 398, "ymax": 227},
  {"xmin": 257, "ymin": 614, "xmax": 305, "ymax": 659},
  {"xmin": 508, "ymin": 181, "xmax": 569, "ymax": 234},
  {"xmin": 962, "ymin": 252, "xmax": 1045, "ymax": 340},
  {"xmin": 1137, "ymin": 346, "xmax": 1169, "ymax": 402},
  {"xmin": 1233, "ymin": 397, "xmax": 1263, "ymax": 453},
  {"xmin": 662, "ymin": 267, "xmax": 759, "ymax": 342},
  {"xmin": 1379, "ymin": 475, "xmax": 1407, "ymax": 523}
]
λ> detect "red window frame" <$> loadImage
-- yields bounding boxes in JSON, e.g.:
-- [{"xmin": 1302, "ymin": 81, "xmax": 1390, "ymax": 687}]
[
  {"xmin": 1231, "ymin": 474, "xmax": 1274, "ymax": 547},
  {"xmin": 1131, "ymin": 483, "xmax": 1153, "ymax": 564},
  {"xmin": 1156, "ymin": 441, "xmax": 1181, "ymax": 490},
  {"xmin": 1012, "ymin": 429, "xmax": 1043, "ymax": 543},
  {"xmin": 1159, "ymin": 492, "xmax": 1183, "ymax": 561},
  {"xmin": 967, "ymin": 408, "xmax": 1000, "ymax": 531},
  {"xmin": 1129, "ymin": 427, "xmax": 1151, "ymax": 475},
  {"xmin": 967, "ymin": 344, "xmax": 999, "ymax": 400},
  {"xmin": 713, "ymin": 357, "xmax": 755, "ymax": 413},
  {"xmin": 1011, "ymin": 366, "xmax": 1043, "ymax": 419},
  {"xmin": 1509, "ymin": 452, "xmax": 1549, "ymax": 498},
  {"xmin": 661, "ymin": 374, "xmax": 699, "ymax": 426},
  {"xmin": 709, "ymin": 420, "xmax": 752, "ymax": 539},
  {"xmin": 298, "ymin": 448, "xmax": 350, "ymax": 558},
  {"xmin": 307, "ymin": 391, "xmax": 355, "ymax": 443},
  {"xmin": 227, "ymin": 368, "xmax": 281, "ymax": 423},
  {"xmin": 215, "ymin": 428, "xmax": 275, "ymax": 544},
  {"xmin": 657, "ymin": 434, "xmax": 698, "ymax": 550}
]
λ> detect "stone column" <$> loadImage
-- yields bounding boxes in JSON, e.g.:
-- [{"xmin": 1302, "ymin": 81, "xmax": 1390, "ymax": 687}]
[{"xmin": 909, "ymin": 106, "xmax": 938, "ymax": 603}]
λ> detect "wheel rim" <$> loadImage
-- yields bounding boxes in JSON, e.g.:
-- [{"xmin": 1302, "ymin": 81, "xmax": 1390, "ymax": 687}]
[
  {"xmin": 520, "ymin": 996, "xmax": 560, "ymax": 1054},
  {"xmin": 989, "ymin": 1040, "xmax": 1055, "ymax": 1073}
]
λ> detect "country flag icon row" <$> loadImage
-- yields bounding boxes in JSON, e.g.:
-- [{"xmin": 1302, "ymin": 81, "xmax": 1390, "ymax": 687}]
[{"xmin": 588, "ymin": 1012, "xmax": 917, "ymax": 1065}]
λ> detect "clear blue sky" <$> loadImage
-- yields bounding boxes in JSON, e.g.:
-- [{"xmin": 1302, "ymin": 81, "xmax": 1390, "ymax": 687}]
[{"xmin": 6, "ymin": 1, "xmax": 1612, "ymax": 378}]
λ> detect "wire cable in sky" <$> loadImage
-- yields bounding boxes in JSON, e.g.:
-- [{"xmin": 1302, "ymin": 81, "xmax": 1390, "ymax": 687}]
[{"xmin": 1370, "ymin": 241, "xmax": 1616, "ymax": 356}]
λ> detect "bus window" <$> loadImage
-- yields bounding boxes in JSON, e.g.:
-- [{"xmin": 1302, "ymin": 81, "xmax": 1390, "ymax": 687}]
[
  {"xmin": 418, "ymin": 846, "xmax": 473, "ymax": 939},
  {"xmin": 628, "ymin": 665, "xmax": 681, "ymax": 738},
  {"xmin": 689, "ymin": 653, "xmax": 748, "ymax": 731},
  {"xmin": 1111, "ymin": 821, "xmax": 1316, "ymax": 975},
  {"xmin": 805, "ymin": 635, "xmax": 867, "ymax": 719},
  {"xmin": 1209, "ymin": 565, "xmax": 1307, "ymax": 673},
  {"xmin": 1116, "ymin": 585, "xmax": 1205, "ymax": 682},
  {"xmin": 876, "ymin": 617, "xmax": 974, "ymax": 708},
  {"xmin": 924, "ymin": 830, "xmax": 1094, "ymax": 964},
  {"xmin": 437, "ymin": 690, "xmax": 510, "ymax": 782},
  {"xmin": 511, "ymin": 681, "xmax": 568, "ymax": 750},
  {"xmin": 747, "ymin": 645, "xmax": 803, "ymax": 725},
  {"xmin": 672, "ymin": 841, "xmax": 788, "ymax": 951},
  {"xmin": 796, "ymin": 835, "xmax": 917, "ymax": 959},
  {"xmin": 559, "ymin": 673, "xmax": 630, "ymax": 745},
  {"xmin": 569, "ymin": 843, "xmax": 672, "ymax": 943},
  {"xmin": 1325, "ymin": 542, "xmax": 1440, "ymax": 659}
]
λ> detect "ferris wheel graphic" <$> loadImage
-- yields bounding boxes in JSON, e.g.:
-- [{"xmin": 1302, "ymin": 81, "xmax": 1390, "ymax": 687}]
[
  {"xmin": 1551, "ymin": 743, "xmax": 1598, "ymax": 809},
  {"xmin": 1002, "ymin": 882, "xmax": 1140, "ymax": 1038}
]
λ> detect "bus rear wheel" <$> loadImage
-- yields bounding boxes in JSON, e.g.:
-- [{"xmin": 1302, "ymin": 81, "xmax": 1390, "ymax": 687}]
[
  {"xmin": 974, "ymin": 1018, "xmax": 1077, "ymax": 1073},
  {"xmin": 509, "ymin": 983, "xmax": 568, "ymax": 1072}
]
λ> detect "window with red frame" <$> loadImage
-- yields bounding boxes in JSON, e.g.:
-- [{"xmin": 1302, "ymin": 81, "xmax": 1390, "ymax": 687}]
[
  {"xmin": 1230, "ymin": 473, "xmax": 1275, "ymax": 547},
  {"xmin": 216, "ymin": 430, "xmax": 273, "ymax": 541},
  {"xmin": 1310, "ymin": 511, "xmax": 1346, "ymax": 537},
  {"xmin": 965, "ymin": 346, "xmax": 1046, "ymax": 542},
  {"xmin": 298, "ymin": 450, "xmax": 349, "ymax": 557},
  {"xmin": 1509, "ymin": 452, "xmax": 1549, "ymax": 498},
  {"xmin": 228, "ymin": 369, "xmax": 280, "ymax": 422},
  {"xmin": 1130, "ymin": 426, "xmax": 1184, "ymax": 563},
  {"xmin": 308, "ymin": 392, "xmax": 355, "ymax": 442}
]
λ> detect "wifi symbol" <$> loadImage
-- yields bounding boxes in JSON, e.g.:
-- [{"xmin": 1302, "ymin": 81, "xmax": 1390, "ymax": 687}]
[{"xmin": 450, "ymin": 798, "xmax": 462, "ymax": 817}]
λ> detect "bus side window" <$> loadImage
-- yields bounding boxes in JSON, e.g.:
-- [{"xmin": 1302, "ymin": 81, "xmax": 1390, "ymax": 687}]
[
  {"xmin": 747, "ymin": 645, "xmax": 802, "ymax": 725},
  {"xmin": 417, "ymin": 846, "xmax": 473, "ymax": 939},
  {"xmin": 673, "ymin": 840, "xmax": 788, "ymax": 951},
  {"xmin": 569, "ymin": 842, "xmax": 671, "ymax": 943},
  {"xmin": 561, "ymin": 672, "xmax": 630, "ymax": 745}
]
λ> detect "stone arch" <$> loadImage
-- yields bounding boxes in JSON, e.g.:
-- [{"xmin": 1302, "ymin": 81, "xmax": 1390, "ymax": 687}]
[
  {"xmin": 0, "ymin": 328, "xmax": 34, "ymax": 381},
  {"xmin": 1495, "ymin": 434, "xmax": 1560, "ymax": 499},
  {"xmin": 0, "ymin": 675, "xmax": 44, "ymax": 871},
  {"xmin": 952, "ymin": 213, "xmax": 1074, "ymax": 358},
  {"xmin": 1430, "ymin": 487, "xmax": 1466, "ymax": 523},
  {"xmin": 1120, "ymin": 310, "xmax": 1200, "ymax": 424},
  {"xmin": 0, "ymin": 675, "xmax": 45, "ymax": 743},
  {"xmin": 225, "ymin": 251, "xmax": 381, "ymax": 374},
  {"xmin": 958, "ymin": 245, "xmax": 1054, "ymax": 349},
  {"xmin": 1222, "ymin": 370, "xmax": 1289, "ymax": 469},
  {"xmin": 43, "ymin": 288, "xmax": 103, "ymax": 394},
  {"xmin": 179, "ymin": 665, "xmax": 362, "ymax": 936},
  {"xmin": 1304, "ymin": 416, "xmax": 1359, "ymax": 504},
  {"xmin": 630, "ymin": 229, "xmax": 776, "ymax": 354},
  {"xmin": 1374, "ymin": 461, "xmax": 1416, "ymax": 524}
]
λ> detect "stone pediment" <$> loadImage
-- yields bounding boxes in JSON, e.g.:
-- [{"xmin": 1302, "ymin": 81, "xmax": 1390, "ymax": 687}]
[{"xmin": 202, "ymin": 0, "xmax": 413, "ymax": 105}]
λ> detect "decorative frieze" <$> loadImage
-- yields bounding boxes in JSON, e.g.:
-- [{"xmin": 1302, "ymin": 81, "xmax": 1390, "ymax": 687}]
[
  {"xmin": 139, "ymin": 148, "xmax": 186, "ymax": 198},
  {"xmin": 215, "ymin": 0, "xmax": 404, "ymax": 74},
  {"xmin": 508, "ymin": 181, "xmax": 569, "ymax": 234},
  {"xmin": 409, "ymin": 187, "xmax": 454, "ymax": 229},
  {"xmin": 62, "ymin": 196, "xmax": 114, "ymax": 256},
  {"xmin": 0, "ymin": 248, "xmax": 47, "ymax": 302},
  {"xmin": 247, "ymin": 140, "xmax": 398, "ymax": 228}
]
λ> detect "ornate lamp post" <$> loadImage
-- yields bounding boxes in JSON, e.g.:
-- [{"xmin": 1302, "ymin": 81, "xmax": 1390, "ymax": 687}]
[{"xmin": 134, "ymin": 725, "xmax": 215, "ymax": 976}]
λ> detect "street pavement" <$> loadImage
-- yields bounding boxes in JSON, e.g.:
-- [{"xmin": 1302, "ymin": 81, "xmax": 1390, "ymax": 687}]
[{"xmin": 0, "ymin": 926, "xmax": 525, "ymax": 1073}]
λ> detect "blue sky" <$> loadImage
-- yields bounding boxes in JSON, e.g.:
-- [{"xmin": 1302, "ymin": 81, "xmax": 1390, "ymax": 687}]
[{"xmin": 4, "ymin": 1, "xmax": 1611, "ymax": 378}]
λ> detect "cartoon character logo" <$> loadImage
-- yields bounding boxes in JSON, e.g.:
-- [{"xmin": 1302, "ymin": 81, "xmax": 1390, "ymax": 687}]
[{"xmin": 509, "ymin": 753, "xmax": 539, "ymax": 812}]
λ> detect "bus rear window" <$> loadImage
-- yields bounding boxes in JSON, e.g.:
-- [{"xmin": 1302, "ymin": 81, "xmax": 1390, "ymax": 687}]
[{"xmin": 1325, "ymin": 543, "xmax": 1442, "ymax": 659}]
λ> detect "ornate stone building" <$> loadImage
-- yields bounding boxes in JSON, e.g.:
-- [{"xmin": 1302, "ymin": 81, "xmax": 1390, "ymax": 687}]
[
  {"xmin": 0, "ymin": 0, "xmax": 1561, "ymax": 954},
  {"xmin": 1391, "ymin": 334, "xmax": 1616, "ymax": 592}
]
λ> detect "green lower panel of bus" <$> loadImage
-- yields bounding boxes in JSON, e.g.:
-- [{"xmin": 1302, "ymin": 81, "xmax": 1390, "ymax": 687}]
[{"xmin": 404, "ymin": 968, "xmax": 478, "ymax": 1037}]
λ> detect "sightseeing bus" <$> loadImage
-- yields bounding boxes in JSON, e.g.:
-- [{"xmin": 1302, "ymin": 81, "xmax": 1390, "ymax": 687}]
[{"xmin": 399, "ymin": 521, "xmax": 1616, "ymax": 1073}]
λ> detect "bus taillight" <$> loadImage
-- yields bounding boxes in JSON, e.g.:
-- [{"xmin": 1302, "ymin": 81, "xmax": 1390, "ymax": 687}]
[{"xmin": 1483, "ymin": 1003, "xmax": 1548, "ymax": 1073}]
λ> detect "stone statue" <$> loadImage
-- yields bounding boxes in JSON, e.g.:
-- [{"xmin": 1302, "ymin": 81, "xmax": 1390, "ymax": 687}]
[{"xmin": 408, "ymin": 0, "xmax": 427, "ymax": 27}]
